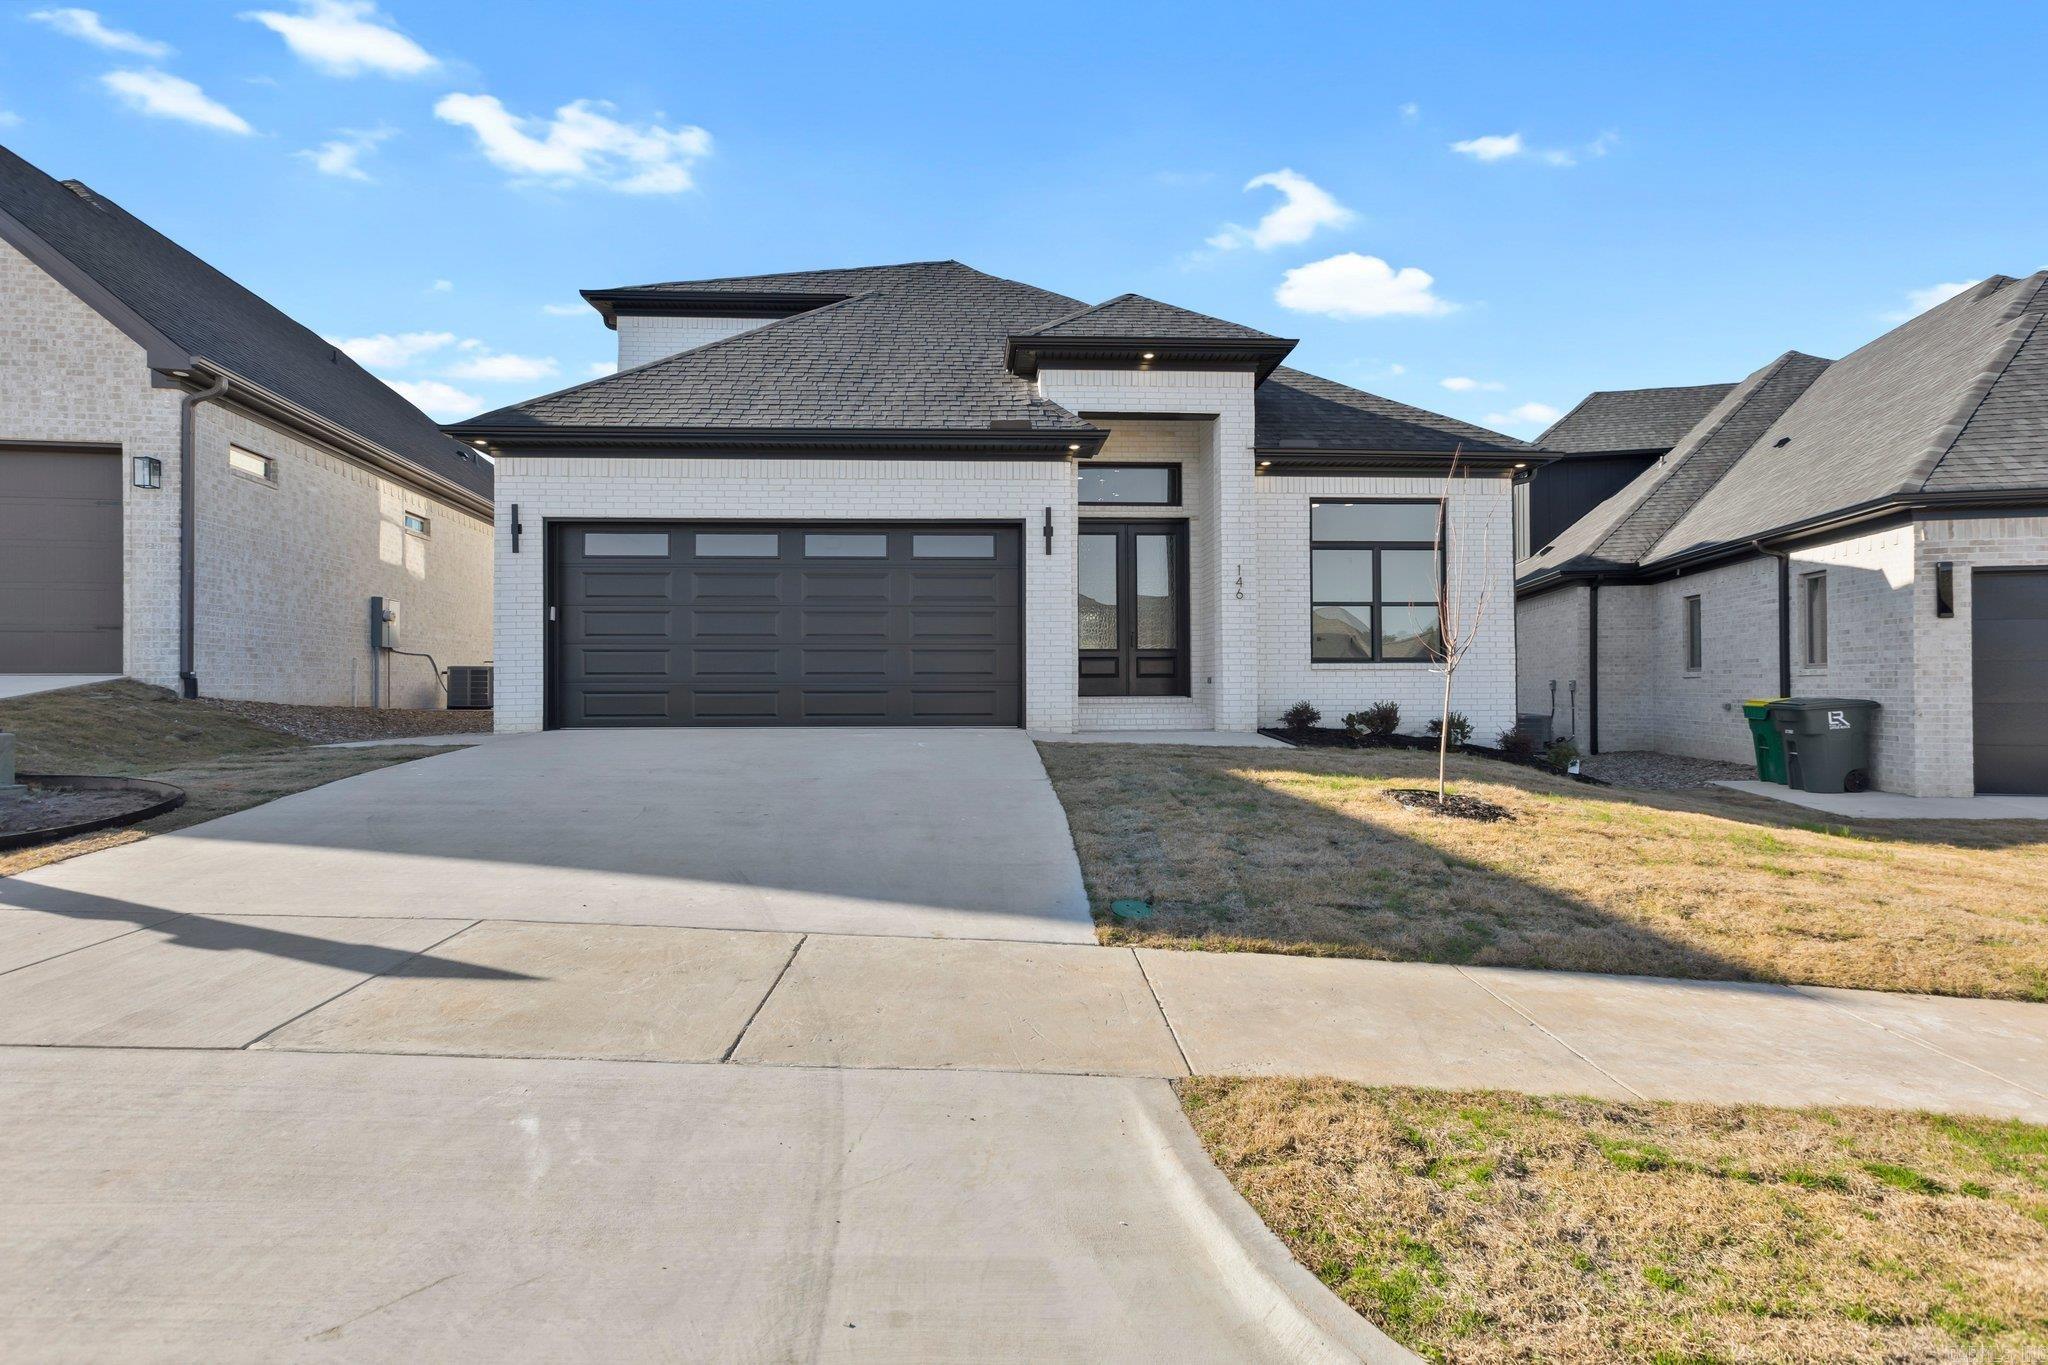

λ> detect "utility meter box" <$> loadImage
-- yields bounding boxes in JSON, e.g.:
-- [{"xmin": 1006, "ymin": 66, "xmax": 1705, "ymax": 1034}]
[{"xmin": 370, "ymin": 596, "xmax": 401, "ymax": 650}]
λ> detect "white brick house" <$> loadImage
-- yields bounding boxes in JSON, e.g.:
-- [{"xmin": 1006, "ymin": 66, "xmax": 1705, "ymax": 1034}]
[
  {"xmin": 1517, "ymin": 273, "xmax": 2048, "ymax": 796},
  {"xmin": 0, "ymin": 143, "xmax": 491, "ymax": 707},
  {"xmin": 454, "ymin": 264, "xmax": 1525, "ymax": 737}
]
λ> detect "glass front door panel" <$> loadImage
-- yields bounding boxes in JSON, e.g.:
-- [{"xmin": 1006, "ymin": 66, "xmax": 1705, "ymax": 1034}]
[
  {"xmin": 1079, "ymin": 521, "xmax": 1189, "ymax": 697},
  {"xmin": 1134, "ymin": 534, "xmax": 1176, "ymax": 649}
]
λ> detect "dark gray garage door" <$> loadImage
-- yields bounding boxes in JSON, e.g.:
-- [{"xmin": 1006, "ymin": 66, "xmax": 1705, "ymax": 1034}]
[
  {"xmin": 551, "ymin": 523, "xmax": 1023, "ymax": 727},
  {"xmin": 1973, "ymin": 568, "xmax": 2048, "ymax": 794},
  {"xmin": 0, "ymin": 446, "xmax": 122, "ymax": 672}
]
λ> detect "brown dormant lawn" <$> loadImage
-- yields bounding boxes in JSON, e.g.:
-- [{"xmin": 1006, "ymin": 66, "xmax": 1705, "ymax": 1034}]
[
  {"xmin": 1182, "ymin": 1077, "xmax": 2048, "ymax": 1364},
  {"xmin": 1035, "ymin": 742, "xmax": 2048, "ymax": 1000}
]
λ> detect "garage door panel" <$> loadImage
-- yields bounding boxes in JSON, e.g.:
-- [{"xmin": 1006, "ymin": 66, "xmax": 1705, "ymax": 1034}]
[
  {"xmin": 1973, "ymin": 570, "xmax": 2048, "ymax": 794},
  {"xmin": 553, "ymin": 522, "xmax": 1021, "ymax": 728},
  {"xmin": 0, "ymin": 449, "xmax": 121, "ymax": 672}
]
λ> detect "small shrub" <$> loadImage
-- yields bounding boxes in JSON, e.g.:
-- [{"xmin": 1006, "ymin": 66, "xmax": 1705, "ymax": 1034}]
[
  {"xmin": 1344, "ymin": 701, "xmax": 1401, "ymax": 739},
  {"xmin": 1281, "ymin": 700, "xmax": 1322, "ymax": 734},
  {"xmin": 1426, "ymin": 712, "xmax": 1473, "ymax": 748},
  {"xmin": 1495, "ymin": 727, "xmax": 1538, "ymax": 760},
  {"xmin": 1543, "ymin": 738, "xmax": 1581, "ymax": 769}
]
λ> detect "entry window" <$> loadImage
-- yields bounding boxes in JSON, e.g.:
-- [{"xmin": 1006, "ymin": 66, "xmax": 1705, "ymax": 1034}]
[
  {"xmin": 1078, "ymin": 464, "xmax": 1180, "ymax": 506},
  {"xmin": 584, "ymin": 531, "xmax": 669, "ymax": 557},
  {"xmin": 1308, "ymin": 500, "xmax": 1441, "ymax": 662},
  {"xmin": 696, "ymin": 532, "xmax": 778, "ymax": 557},
  {"xmin": 913, "ymin": 533, "xmax": 995, "ymax": 558},
  {"xmin": 804, "ymin": 533, "xmax": 887, "ymax": 558},
  {"xmin": 402, "ymin": 512, "xmax": 430, "ymax": 537},
  {"xmin": 1684, "ymin": 595, "xmax": 1704, "ymax": 672},
  {"xmin": 1802, "ymin": 572, "xmax": 1828, "ymax": 666},
  {"xmin": 228, "ymin": 446, "xmax": 276, "ymax": 484}
]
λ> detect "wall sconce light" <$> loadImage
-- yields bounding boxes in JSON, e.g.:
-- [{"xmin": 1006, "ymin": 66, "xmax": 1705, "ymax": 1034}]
[
  {"xmin": 132, "ymin": 455, "xmax": 162, "ymax": 489},
  {"xmin": 1934, "ymin": 561, "xmax": 1954, "ymax": 618}
]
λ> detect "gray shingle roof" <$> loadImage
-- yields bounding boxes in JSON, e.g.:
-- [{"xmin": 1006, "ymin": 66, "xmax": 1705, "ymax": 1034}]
[
  {"xmin": 1024, "ymin": 293, "xmax": 1280, "ymax": 340},
  {"xmin": 1536, "ymin": 383, "xmax": 1736, "ymax": 454},
  {"xmin": 468, "ymin": 261, "xmax": 1095, "ymax": 433},
  {"xmin": 1518, "ymin": 351, "xmax": 1830, "ymax": 577},
  {"xmin": 1256, "ymin": 367, "xmax": 1526, "ymax": 454},
  {"xmin": 1652, "ymin": 273, "xmax": 2048, "ymax": 560},
  {"xmin": 0, "ymin": 142, "xmax": 489, "ymax": 498},
  {"xmin": 467, "ymin": 264, "xmax": 1502, "ymax": 457}
]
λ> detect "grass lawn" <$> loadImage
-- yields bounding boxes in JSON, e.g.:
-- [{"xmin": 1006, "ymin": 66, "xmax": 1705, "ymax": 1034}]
[
  {"xmin": 1, "ymin": 681, "xmax": 446, "ymax": 877},
  {"xmin": 1183, "ymin": 1077, "xmax": 2048, "ymax": 1364},
  {"xmin": 1036, "ymin": 743, "xmax": 2048, "ymax": 1000}
]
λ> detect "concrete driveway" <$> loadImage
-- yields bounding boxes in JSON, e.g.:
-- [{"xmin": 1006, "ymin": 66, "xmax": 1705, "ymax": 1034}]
[{"xmin": 0, "ymin": 728, "xmax": 1095, "ymax": 943}]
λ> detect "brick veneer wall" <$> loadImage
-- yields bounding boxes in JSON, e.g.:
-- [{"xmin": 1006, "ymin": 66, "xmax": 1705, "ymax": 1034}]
[
  {"xmin": 615, "ymin": 315, "xmax": 772, "ymax": 370},
  {"xmin": 489, "ymin": 455, "xmax": 1079, "ymax": 732},
  {"xmin": 1514, "ymin": 584, "xmax": 1590, "ymax": 743},
  {"xmin": 1257, "ymin": 473, "xmax": 1518, "ymax": 740}
]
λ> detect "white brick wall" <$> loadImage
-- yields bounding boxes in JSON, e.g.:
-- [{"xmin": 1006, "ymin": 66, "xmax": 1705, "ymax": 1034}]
[
  {"xmin": 490, "ymin": 455, "xmax": 1079, "ymax": 732},
  {"xmin": 1257, "ymin": 473, "xmax": 1518, "ymax": 740},
  {"xmin": 0, "ymin": 235, "xmax": 183, "ymax": 687},
  {"xmin": 1514, "ymin": 515, "xmax": 2048, "ymax": 795},
  {"xmin": 0, "ymin": 234, "xmax": 492, "ymax": 706},
  {"xmin": 1514, "ymin": 584, "xmax": 1590, "ymax": 742},
  {"xmin": 192, "ymin": 405, "xmax": 493, "ymax": 707},
  {"xmin": 616, "ymin": 315, "xmax": 772, "ymax": 370}
]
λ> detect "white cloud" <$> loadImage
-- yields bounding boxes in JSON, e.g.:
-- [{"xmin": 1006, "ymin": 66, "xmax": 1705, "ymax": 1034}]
[
  {"xmin": 387, "ymin": 378, "xmax": 482, "ymax": 418},
  {"xmin": 28, "ymin": 7, "xmax": 171, "ymax": 57},
  {"xmin": 1206, "ymin": 169, "xmax": 1354, "ymax": 251},
  {"xmin": 1440, "ymin": 376, "xmax": 1504, "ymax": 392},
  {"xmin": 297, "ymin": 126, "xmax": 393, "ymax": 181},
  {"xmin": 330, "ymin": 330, "xmax": 455, "ymax": 368},
  {"xmin": 1902, "ymin": 280, "xmax": 1980, "ymax": 315},
  {"xmin": 0, "ymin": 109, "xmax": 19, "ymax": 129},
  {"xmin": 435, "ymin": 93, "xmax": 711, "ymax": 194},
  {"xmin": 1398, "ymin": 101, "xmax": 1420, "ymax": 124},
  {"xmin": 100, "ymin": 70, "xmax": 252, "ymax": 135},
  {"xmin": 1452, "ymin": 129, "xmax": 1617, "ymax": 168},
  {"xmin": 443, "ymin": 350, "xmax": 557, "ymax": 383},
  {"xmin": 1482, "ymin": 402, "xmax": 1563, "ymax": 430},
  {"xmin": 541, "ymin": 302, "xmax": 589, "ymax": 316},
  {"xmin": 428, "ymin": 278, "xmax": 453, "ymax": 293},
  {"xmin": 1450, "ymin": 133, "xmax": 1524, "ymax": 163},
  {"xmin": 1275, "ymin": 253, "xmax": 1453, "ymax": 319},
  {"xmin": 585, "ymin": 360, "xmax": 616, "ymax": 377},
  {"xmin": 242, "ymin": 0, "xmax": 437, "ymax": 77}
]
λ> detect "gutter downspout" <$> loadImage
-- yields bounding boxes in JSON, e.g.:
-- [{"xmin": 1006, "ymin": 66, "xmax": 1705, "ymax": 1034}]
[
  {"xmin": 1586, "ymin": 579, "xmax": 1600, "ymax": 755},
  {"xmin": 178, "ymin": 373, "xmax": 229, "ymax": 699},
  {"xmin": 1752, "ymin": 539, "xmax": 1792, "ymax": 698}
]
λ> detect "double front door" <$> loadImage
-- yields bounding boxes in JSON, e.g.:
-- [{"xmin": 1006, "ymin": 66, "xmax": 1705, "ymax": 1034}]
[{"xmin": 1078, "ymin": 520, "xmax": 1189, "ymax": 696}]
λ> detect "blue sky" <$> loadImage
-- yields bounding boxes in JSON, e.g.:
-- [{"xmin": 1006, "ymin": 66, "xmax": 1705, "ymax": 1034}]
[{"xmin": 3, "ymin": 1, "xmax": 2042, "ymax": 432}]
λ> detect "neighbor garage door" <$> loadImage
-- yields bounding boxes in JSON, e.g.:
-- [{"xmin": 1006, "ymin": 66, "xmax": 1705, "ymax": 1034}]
[
  {"xmin": 0, "ymin": 446, "xmax": 122, "ymax": 672},
  {"xmin": 1973, "ymin": 568, "xmax": 2048, "ymax": 794},
  {"xmin": 551, "ymin": 522, "xmax": 1023, "ymax": 727}
]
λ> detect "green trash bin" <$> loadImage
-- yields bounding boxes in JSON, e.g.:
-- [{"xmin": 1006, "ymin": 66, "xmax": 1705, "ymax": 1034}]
[
  {"xmin": 1766, "ymin": 698, "xmax": 1880, "ymax": 793},
  {"xmin": 1742, "ymin": 698, "xmax": 1788, "ymax": 784}
]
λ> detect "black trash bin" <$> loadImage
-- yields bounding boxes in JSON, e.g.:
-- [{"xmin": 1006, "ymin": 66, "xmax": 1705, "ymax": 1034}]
[{"xmin": 1766, "ymin": 698, "xmax": 1880, "ymax": 793}]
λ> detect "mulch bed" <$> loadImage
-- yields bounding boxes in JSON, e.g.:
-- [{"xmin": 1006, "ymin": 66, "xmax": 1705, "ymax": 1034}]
[
  {"xmin": 194, "ymin": 698, "xmax": 492, "ymax": 744},
  {"xmin": 1385, "ymin": 787, "xmax": 1514, "ymax": 821},
  {"xmin": 1260, "ymin": 725, "xmax": 1602, "ymax": 783},
  {"xmin": 0, "ymin": 776, "xmax": 185, "ymax": 849}
]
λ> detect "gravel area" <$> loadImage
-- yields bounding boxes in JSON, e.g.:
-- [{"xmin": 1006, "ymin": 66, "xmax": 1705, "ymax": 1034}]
[
  {"xmin": 1577, "ymin": 749, "xmax": 1755, "ymax": 791},
  {"xmin": 192, "ymin": 699, "xmax": 492, "ymax": 745}
]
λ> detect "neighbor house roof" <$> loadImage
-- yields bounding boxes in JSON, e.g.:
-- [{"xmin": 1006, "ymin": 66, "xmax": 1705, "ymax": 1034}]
[
  {"xmin": 0, "ymin": 142, "xmax": 490, "ymax": 500},
  {"xmin": 1518, "ymin": 270, "xmax": 2048, "ymax": 589},
  {"xmin": 459, "ymin": 261, "xmax": 1508, "ymax": 461},
  {"xmin": 1535, "ymin": 382, "xmax": 1736, "ymax": 455}
]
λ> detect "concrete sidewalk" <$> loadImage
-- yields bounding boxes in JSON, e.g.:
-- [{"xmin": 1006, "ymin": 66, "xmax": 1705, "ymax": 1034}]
[{"xmin": 2, "ymin": 905, "xmax": 2039, "ymax": 1119}]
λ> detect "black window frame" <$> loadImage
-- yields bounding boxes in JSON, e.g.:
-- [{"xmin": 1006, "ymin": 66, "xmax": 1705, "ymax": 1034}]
[
  {"xmin": 1308, "ymin": 498, "xmax": 1444, "ymax": 664},
  {"xmin": 1078, "ymin": 462, "xmax": 1182, "ymax": 507},
  {"xmin": 1683, "ymin": 594, "xmax": 1704, "ymax": 672},
  {"xmin": 1801, "ymin": 571, "xmax": 1828, "ymax": 667}
]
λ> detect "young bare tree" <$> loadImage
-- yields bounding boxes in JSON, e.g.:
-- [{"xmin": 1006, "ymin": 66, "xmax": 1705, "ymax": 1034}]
[{"xmin": 1431, "ymin": 445, "xmax": 1493, "ymax": 802}]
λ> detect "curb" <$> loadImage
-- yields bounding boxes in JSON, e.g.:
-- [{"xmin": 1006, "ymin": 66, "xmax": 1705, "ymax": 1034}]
[
  {"xmin": 1, "ymin": 775, "xmax": 186, "ymax": 851},
  {"xmin": 1130, "ymin": 1080, "xmax": 1418, "ymax": 1364}
]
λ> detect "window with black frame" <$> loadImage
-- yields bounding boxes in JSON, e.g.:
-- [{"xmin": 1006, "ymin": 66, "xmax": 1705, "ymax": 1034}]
[{"xmin": 1309, "ymin": 500, "xmax": 1443, "ymax": 662}]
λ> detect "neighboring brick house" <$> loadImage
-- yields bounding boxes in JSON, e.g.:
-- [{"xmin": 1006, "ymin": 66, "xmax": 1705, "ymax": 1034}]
[
  {"xmin": 0, "ymin": 144, "xmax": 492, "ymax": 707},
  {"xmin": 449, "ymin": 263, "xmax": 1528, "ymax": 735},
  {"xmin": 1516, "ymin": 273, "xmax": 2048, "ymax": 796}
]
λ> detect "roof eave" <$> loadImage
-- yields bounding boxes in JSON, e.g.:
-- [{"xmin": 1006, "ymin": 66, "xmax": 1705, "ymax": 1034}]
[
  {"xmin": 443, "ymin": 423, "xmax": 1110, "ymax": 459},
  {"xmin": 579, "ymin": 287, "xmax": 853, "ymax": 330},
  {"xmin": 1007, "ymin": 336, "xmax": 1299, "ymax": 383},
  {"xmin": 1254, "ymin": 447, "xmax": 1533, "ymax": 474},
  {"xmin": 0, "ymin": 200, "xmax": 195, "ymax": 372}
]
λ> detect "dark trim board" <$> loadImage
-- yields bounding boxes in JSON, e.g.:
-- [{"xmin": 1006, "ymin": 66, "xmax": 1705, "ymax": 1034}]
[
  {"xmin": 546, "ymin": 519, "xmax": 1027, "ymax": 729},
  {"xmin": 454, "ymin": 427, "xmax": 1109, "ymax": 459}
]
